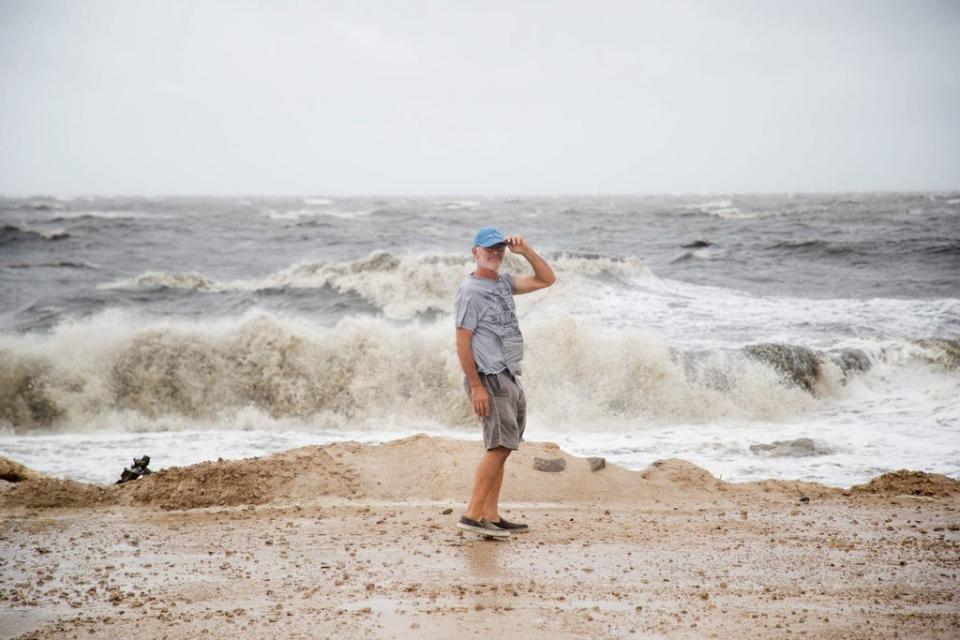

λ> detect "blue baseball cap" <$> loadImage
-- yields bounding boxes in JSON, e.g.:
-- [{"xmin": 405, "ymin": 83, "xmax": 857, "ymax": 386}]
[{"xmin": 473, "ymin": 226, "xmax": 506, "ymax": 248}]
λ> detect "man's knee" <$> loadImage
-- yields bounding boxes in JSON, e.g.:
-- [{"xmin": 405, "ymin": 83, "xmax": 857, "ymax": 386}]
[{"xmin": 488, "ymin": 446, "xmax": 512, "ymax": 460}]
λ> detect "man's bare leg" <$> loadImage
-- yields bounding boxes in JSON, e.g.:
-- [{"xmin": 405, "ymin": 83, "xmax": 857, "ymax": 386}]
[
  {"xmin": 482, "ymin": 461, "xmax": 506, "ymax": 521},
  {"xmin": 464, "ymin": 447, "xmax": 511, "ymax": 521}
]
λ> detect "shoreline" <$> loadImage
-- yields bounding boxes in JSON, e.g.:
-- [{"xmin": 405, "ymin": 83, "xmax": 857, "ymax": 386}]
[{"xmin": 2, "ymin": 435, "xmax": 959, "ymax": 638}]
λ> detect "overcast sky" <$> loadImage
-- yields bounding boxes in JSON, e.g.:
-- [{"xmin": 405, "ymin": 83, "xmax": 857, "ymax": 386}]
[{"xmin": 1, "ymin": 0, "xmax": 958, "ymax": 195}]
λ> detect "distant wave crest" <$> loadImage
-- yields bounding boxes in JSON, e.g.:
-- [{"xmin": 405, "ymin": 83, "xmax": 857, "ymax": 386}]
[
  {"xmin": 98, "ymin": 251, "xmax": 652, "ymax": 318},
  {"xmin": 0, "ymin": 224, "xmax": 70, "ymax": 246},
  {"xmin": 767, "ymin": 238, "xmax": 960, "ymax": 258},
  {"xmin": 102, "ymin": 271, "xmax": 216, "ymax": 291}
]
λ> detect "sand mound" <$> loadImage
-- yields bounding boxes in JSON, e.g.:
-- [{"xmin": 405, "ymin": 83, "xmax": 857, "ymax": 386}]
[
  {"xmin": 10, "ymin": 435, "xmax": 952, "ymax": 512},
  {"xmin": 0, "ymin": 457, "xmax": 113, "ymax": 509},
  {"xmin": 0, "ymin": 457, "xmax": 44, "ymax": 483},
  {"xmin": 850, "ymin": 470, "xmax": 960, "ymax": 498},
  {"xmin": 639, "ymin": 458, "xmax": 728, "ymax": 491},
  {"xmin": 118, "ymin": 447, "xmax": 363, "ymax": 510}
]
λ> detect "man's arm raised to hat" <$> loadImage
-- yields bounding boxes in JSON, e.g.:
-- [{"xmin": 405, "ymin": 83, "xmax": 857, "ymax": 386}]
[{"xmin": 506, "ymin": 235, "xmax": 557, "ymax": 295}]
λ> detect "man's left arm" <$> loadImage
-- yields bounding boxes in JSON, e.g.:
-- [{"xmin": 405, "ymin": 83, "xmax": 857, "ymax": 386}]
[{"xmin": 505, "ymin": 235, "xmax": 557, "ymax": 295}]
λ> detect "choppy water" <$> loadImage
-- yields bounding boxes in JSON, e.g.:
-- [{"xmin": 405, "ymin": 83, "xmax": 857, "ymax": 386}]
[{"xmin": 1, "ymin": 193, "xmax": 958, "ymax": 486}]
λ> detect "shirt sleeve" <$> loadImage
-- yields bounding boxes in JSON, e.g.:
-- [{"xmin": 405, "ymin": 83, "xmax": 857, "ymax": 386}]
[{"xmin": 455, "ymin": 288, "xmax": 480, "ymax": 332}]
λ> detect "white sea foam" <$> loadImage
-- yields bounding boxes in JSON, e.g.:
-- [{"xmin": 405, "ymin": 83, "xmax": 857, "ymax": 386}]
[
  {"xmin": 677, "ymin": 198, "xmax": 766, "ymax": 219},
  {"xmin": 264, "ymin": 207, "xmax": 373, "ymax": 221},
  {"xmin": 435, "ymin": 200, "xmax": 480, "ymax": 210},
  {"xmin": 588, "ymin": 274, "xmax": 960, "ymax": 350},
  {"xmin": 264, "ymin": 208, "xmax": 315, "ymax": 221},
  {"xmin": 679, "ymin": 198, "xmax": 734, "ymax": 210},
  {"xmin": 38, "ymin": 227, "xmax": 69, "ymax": 239}
]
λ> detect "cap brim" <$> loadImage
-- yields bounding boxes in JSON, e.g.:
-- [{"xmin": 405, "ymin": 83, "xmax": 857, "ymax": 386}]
[{"xmin": 477, "ymin": 239, "xmax": 506, "ymax": 248}]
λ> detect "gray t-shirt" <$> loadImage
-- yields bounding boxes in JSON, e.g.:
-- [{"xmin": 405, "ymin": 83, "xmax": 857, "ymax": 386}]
[{"xmin": 455, "ymin": 272, "xmax": 524, "ymax": 375}]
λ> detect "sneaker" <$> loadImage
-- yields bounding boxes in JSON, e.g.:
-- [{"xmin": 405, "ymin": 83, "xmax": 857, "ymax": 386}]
[
  {"xmin": 492, "ymin": 517, "xmax": 529, "ymax": 533},
  {"xmin": 456, "ymin": 515, "xmax": 510, "ymax": 538}
]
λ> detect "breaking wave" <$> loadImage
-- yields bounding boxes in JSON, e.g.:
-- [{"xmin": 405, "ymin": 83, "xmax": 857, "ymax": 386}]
[
  {"xmin": 1, "ymin": 310, "xmax": 956, "ymax": 434},
  {"xmin": 99, "ymin": 251, "xmax": 652, "ymax": 318}
]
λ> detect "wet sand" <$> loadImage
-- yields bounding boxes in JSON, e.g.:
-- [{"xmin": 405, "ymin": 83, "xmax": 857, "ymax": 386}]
[{"xmin": 1, "ymin": 437, "xmax": 959, "ymax": 639}]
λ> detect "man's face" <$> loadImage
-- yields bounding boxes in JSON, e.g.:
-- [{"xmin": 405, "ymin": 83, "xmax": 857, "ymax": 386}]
[{"xmin": 473, "ymin": 242, "xmax": 506, "ymax": 271}]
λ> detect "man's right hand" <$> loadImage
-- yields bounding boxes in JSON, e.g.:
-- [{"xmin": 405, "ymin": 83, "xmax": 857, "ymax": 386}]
[{"xmin": 470, "ymin": 384, "xmax": 490, "ymax": 417}]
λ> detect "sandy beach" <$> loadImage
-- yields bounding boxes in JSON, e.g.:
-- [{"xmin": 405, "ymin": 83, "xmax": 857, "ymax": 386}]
[{"xmin": 1, "ymin": 435, "xmax": 958, "ymax": 639}]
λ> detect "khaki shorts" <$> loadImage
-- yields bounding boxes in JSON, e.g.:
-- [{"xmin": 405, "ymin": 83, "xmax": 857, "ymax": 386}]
[{"xmin": 463, "ymin": 371, "xmax": 526, "ymax": 450}]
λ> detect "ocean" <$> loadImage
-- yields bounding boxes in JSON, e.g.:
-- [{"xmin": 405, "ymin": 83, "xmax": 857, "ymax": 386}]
[{"xmin": 1, "ymin": 193, "xmax": 958, "ymax": 487}]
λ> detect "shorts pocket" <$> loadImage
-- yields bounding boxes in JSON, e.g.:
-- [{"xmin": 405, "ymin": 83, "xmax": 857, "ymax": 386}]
[{"xmin": 488, "ymin": 374, "xmax": 509, "ymax": 397}]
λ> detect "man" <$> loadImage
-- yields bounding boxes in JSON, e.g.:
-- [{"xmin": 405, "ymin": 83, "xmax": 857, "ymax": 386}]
[{"xmin": 455, "ymin": 226, "xmax": 556, "ymax": 538}]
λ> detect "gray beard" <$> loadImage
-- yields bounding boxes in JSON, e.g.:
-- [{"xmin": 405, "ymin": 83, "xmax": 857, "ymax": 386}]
[{"xmin": 476, "ymin": 257, "xmax": 501, "ymax": 272}]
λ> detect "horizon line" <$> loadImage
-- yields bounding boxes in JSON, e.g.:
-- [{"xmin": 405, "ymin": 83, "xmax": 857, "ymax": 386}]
[{"xmin": 2, "ymin": 188, "xmax": 959, "ymax": 199}]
